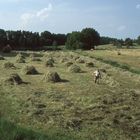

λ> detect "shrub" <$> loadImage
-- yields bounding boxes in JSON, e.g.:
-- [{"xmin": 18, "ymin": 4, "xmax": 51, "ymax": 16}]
[
  {"xmin": 21, "ymin": 65, "xmax": 39, "ymax": 75},
  {"xmin": 68, "ymin": 65, "xmax": 81, "ymax": 73},
  {"xmin": 42, "ymin": 71, "xmax": 61, "ymax": 83}
]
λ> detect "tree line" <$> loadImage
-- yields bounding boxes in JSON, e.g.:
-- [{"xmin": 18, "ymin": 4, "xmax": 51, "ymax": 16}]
[{"xmin": 0, "ymin": 28, "xmax": 140, "ymax": 51}]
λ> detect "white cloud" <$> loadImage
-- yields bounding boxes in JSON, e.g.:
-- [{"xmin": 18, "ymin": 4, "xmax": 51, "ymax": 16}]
[
  {"xmin": 117, "ymin": 25, "xmax": 126, "ymax": 32},
  {"xmin": 20, "ymin": 3, "xmax": 52, "ymax": 29},
  {"xmin": 136, "ymin": 4, "xmax": 140, "ymax": 9}
]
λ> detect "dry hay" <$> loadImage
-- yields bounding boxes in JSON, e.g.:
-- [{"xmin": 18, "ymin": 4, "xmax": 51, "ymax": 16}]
[
  {"xmin": 29, "ymin": 57, "xmax": 41, "ymax": 62},
  {"xmin": 117, "ymin": 51, "xmax": 121, "ymax": 55},
  {"xmin": 68, "ymin": 64, "xmax": 82, "ymax": 73},
  {"xmin": 85, "ymin": 62, "xmax": 94, "ymax": 67},
  {"xmin": 74, "ymin": 56, "xmax": 80, "ymax": 61},
  {"xmin": 16, "ymin": 53, "xmax": 25, "ymax": 59},
  {"xmin": 29, "ymin": 53, "xmax": 36, "ymax": 58},
  {"xmin": 76, "ymin": 58, "xmax": 85, "ymax": 63},
  {"xmin": 44, "ymin": 59, "xmax": 54, "ymax": 67},
  {"xmin": 0, "ymin": 55, "xmax": 5, "ymax": 60},
  {"xmin": 42, "ymin": 71, "xmax": 61, "ymax": 83},
  {"xmin": 4, "ymin": 73, "xmax": 23, "ymax": 85},
  {"xmin": 15, "ymin": 57, "xmax": 25, "ymax": 63},
  {"xmin": 21, "ymin": 65, "xmax": 39, "ymax": 75},
  {"xmin": 3, "ymin": 62, "xmax": 15, "ymax": 69},
  {"xmin": 60, "ymin": 57, "xmax": 68, "ymax": 63},
  {"xmin": 65, "ymin": 61, "xmax": 73, "ymax": 67}
]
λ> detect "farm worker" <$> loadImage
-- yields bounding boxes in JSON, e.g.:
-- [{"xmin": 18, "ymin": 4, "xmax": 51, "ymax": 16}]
[{"xmin": 93, "ymin": 69, "xmax": 101, "ymax": 84}]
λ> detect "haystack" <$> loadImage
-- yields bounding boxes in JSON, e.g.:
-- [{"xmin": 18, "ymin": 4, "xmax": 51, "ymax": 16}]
[
  {"xmin": 42, "ymin": 71, "xmax": 61, "ymax": 83},
  {"xmin": 44, "ymin": 59, "xmax": 54, "ymax": 67},
  {"xmin": 68, "ymin": 65, "xmax": 81, "ymax": 73},
  {"xmin": 21, "ymin": 65, "xmax": 39, "ymax": 75},
  {"xmin": 76, "ymin": 58, "xmax": 85, "ymax": 63},
  {"xmin": 4, "ymin": 73, "xmax": 23, "ymax": 85},
  {"xmin": 85, "ymin": 62, "xmax": 94, "ymax": 67},
  {"xmin": 0, "ymin": 55, "xmax": 5, "ymax": 60},
  {"xmin": 60, "ymin": 57, "xmax": 68, "ymax": 63},
  {"xmin": 3, "ymin": 62, "xmax": 15, "ymax": 69},
  {"xmin": 65, "ymin": 61, "xmax": 73, "ymax": 67}
]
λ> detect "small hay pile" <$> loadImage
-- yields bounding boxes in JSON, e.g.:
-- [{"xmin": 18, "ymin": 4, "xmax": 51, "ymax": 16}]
[
  {"xmin": 76, "ymin": 58, "xmax": 85, "ymax": 63},
  {"xmin": 0, "ymin": 55, "xmax": 5, "ymax": 60},
  {"xmin": 68, "ymin": 65, "xmax": 81, "ymax": 73},
  {"xmin": 4, "ymin": 73, "xmax": 23, "ymax": 85},
  {"xmin": 3, "ymin": 62, "xmax": 15, "ymax": 69},
  {"xmin": 42, "ymin": 71, "xmax": 61, "ymax": 83},
  {"xmin": 65, "ymin": 61, "xmax": 73, "ymax": 67},
  {"xmin": 60, "ymin": 57, "xmax": 68, "ymax": 63},
  {"xmin": 15, "ymin": 53, "xmax": 26, "ymax": 63},
  {"xmin": 44, "ymin": 59, "xmax": 54, "ymax": 67},
  {"xmin": 21, "ymin": 65, "xmax": 39, "ymax": 75},
  {"xmin": 117, "ymin": 51, "xmax": 121, "ymax": 55},
  {"xmin": 85, "ymin": 62, "xmax": 94, "ymax": 67}
]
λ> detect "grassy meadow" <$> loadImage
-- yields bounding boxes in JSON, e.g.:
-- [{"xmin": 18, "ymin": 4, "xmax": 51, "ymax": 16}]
[{"xmin": 0, "ymin": 47, "xmax": 140, "ymax": 140}]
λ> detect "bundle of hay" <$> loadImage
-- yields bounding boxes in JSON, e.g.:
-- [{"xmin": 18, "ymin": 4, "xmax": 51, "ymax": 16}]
[
  {"xmin": 0, "ymin": 55, "xmax": 5, "ymax": 60},
  {"xmin": 65, "ymin": 61, "xmax": 73, "ymax": 67},
  {"xmin": 4, "ymin": 73, "xmax": 23, "ymax": 85},
  {"xmin": 85, "ymin": 62, "xmax": 94, "ymax": 67},
  {"xmin": 68, "ymin": 65, "xmax": 81, "ymax": 73},
  {"xmin": 21, "ymin": 65, "xmax": 39, "ymax": 75},
  {"xmin": 76, "ymin": 58, "xmax": 85, "ymax": 63},
  {"xmin": 117, "ymin": 51, "xmax": 121, "ymax": 55},
  {"xmin": 29, "ymin": 53, "xmax": 36, "ymax": 58},
  {"xmin": 74, "ymin": 56, "xmax": 80, "ymax": 61},
  {"xmin": 16, "ymin": 53, "xmax": 25, "ymax": 59},
  {"xmin": 44, "ymin": 59, "xmax": 54, "ymax": 67},
  {"xmin": 15, "ymin": 56, "xmax": 25, "ymax": 63},
  {"xmin": 60, "ymin": 57, "xmax": 68, "ymax": 63},
  {"xmin": 3, "ymin": 62, "xmax": 15, "ymax": 69},
  {"xmin": 42, "ymin": 71, "xmax": 61, "ymax": 83}
]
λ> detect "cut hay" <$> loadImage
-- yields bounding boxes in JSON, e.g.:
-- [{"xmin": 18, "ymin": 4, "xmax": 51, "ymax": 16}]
[
  {"xmin": 42, "ymin": 71, "xmax": 61, "ymax": 83},
  {"xmin": 0, "ymin": 55, "xmax": 5, "ymax": 60},
  {"xmin": 16, "ymin": 53, "xmax": 25, "ymax": 59},
  {"xmin": 68, "ymin": 65, "xmax": 81, "ymax": 73},
  {"xmin": 4, "ymin": 73, "xmax": 23, "ymax": 85},
  {"xmin": 3, "ymin": 62, "xmax": 15, "ymax": 69},
  {"xmin": 65, "ymin": 61, "xmax": 73, "ymax": 67},
  {"xmin": 76, "ymin": 58, "xmax": 85, "ymax": 63},
  {"xmin": 29, "ymin": 57, "xmax": 41, "ymax": 62},
  {"xmin": 15, "ymin": 57, "xmax": 25, "ymax": 63},
  {"xmin": 44, "ymin": 59, "xmax": 54, "ymax": 67},
  {"xmin": 21, "ymin": 65, "xmax": 39, "ymax": 75},
  {"xmin": 85, "ymin": 62, "xmax": 94, "ymax": 67},
  {"xmin": 60, "ymin": 58, "xmax": 68, "ymax": 63},
  {"xmin": 117, "ymin": 51, "xmax": 121, "ymax": 55}
]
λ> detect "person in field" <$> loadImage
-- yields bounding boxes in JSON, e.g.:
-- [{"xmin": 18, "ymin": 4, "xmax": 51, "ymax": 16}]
[{"xmin": 93, "ymin": 69, "xmax": 101, "ymax": 84}]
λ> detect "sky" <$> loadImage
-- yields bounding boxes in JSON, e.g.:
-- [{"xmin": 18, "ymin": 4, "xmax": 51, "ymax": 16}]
[{"xmin": 0, "ymin": 0, "xmax": 140, "ymax": 39}]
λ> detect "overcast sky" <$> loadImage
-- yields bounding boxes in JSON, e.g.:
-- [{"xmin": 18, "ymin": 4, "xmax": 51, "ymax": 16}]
[{"xmin": 0, "ymin": 0, "xmax": 140, "ymax": 39}]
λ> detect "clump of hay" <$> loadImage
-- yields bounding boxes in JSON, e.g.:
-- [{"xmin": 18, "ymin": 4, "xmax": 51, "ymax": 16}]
[
  {"xmin": 3, "ymin": 62, "xmax": 15, "ymax": 69},
  {"xmin": 4, "ymin": 73, "xmax": 23, "ymax": 85},
  {"xmin": 44, "ymin": 59, "xmax": 54, "ymax": 67},
  {"xmin": 42, "ymin": 71, "xmax": 61, "ymax": 83},
  {"xmin": 60, "ymin": 57, "xmax": 68, "ymax": 63},
  {"xmin": 29, "ymin": 57, "xmax": 41, "ymax": 62},
  {"xmin": 68, "ymin": 65, "xmax": 81, "ymax": 73},
  {"xmin": 74, "ymin": 56, "xmax": 80, "ymax": 60},
  {"xmin": 29, "ymin": 53, "xmax": 36, "ymax": 58},
  {"xmin": 85, "ymin": 62, "xmax": 94, "ymax": 67},
  {"xmin": 76, "ymin": 58, "xmax": 85, "ymax": 63},
  {"xmin": 15, "ymin": 57, "xmax": 25, "ymax": 63},
  {"xmin": 117, "ymin": 51, "xmax": 121, "ymax": 55},
  {"xmin": 0, "ymin": 55, "xmax": 5, "ymax": 60},
  {"xmin": 21, "ymin": 65, "xmax": 39, "ymax": 75},
  {"xmin": 65, "ymin": 61, "xmax": 73, "ymax": 67},
  {"xmin": 16, "ymin": 53, "xmax": 25, "ymax": 59}
]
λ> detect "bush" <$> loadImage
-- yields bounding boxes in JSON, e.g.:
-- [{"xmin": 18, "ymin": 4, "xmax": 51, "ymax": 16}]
[
  {"xmin": 42, "ymin": 71, "xmax": 61, "ymax": 83},
  {"xmin": 2, "ymin": 45, "xmax": 12, "ymax": 53},
  {"xmin": 21, "ymin": 65, "xmax": 39, "ymax": 75},
  {"xmin": 68, "ymin": 65, "xmax": 81, "ymax": 73}
]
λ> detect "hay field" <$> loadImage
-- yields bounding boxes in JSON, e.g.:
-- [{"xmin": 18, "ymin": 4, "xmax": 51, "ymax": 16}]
[{"xmin": 0, "ymin": 50, "xmax": 140, "ymax": 140}]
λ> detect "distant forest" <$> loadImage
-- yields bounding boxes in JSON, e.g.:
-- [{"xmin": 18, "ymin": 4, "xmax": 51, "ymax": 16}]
[{"xmin": 0, "ymin": 28, "xmax": 139, "ymax": 51}]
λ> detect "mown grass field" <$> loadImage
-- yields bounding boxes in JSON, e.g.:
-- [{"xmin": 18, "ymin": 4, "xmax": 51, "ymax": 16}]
[{"xmin": 0, "ymin": 48, "xmax": 140, "ymax": 140}]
